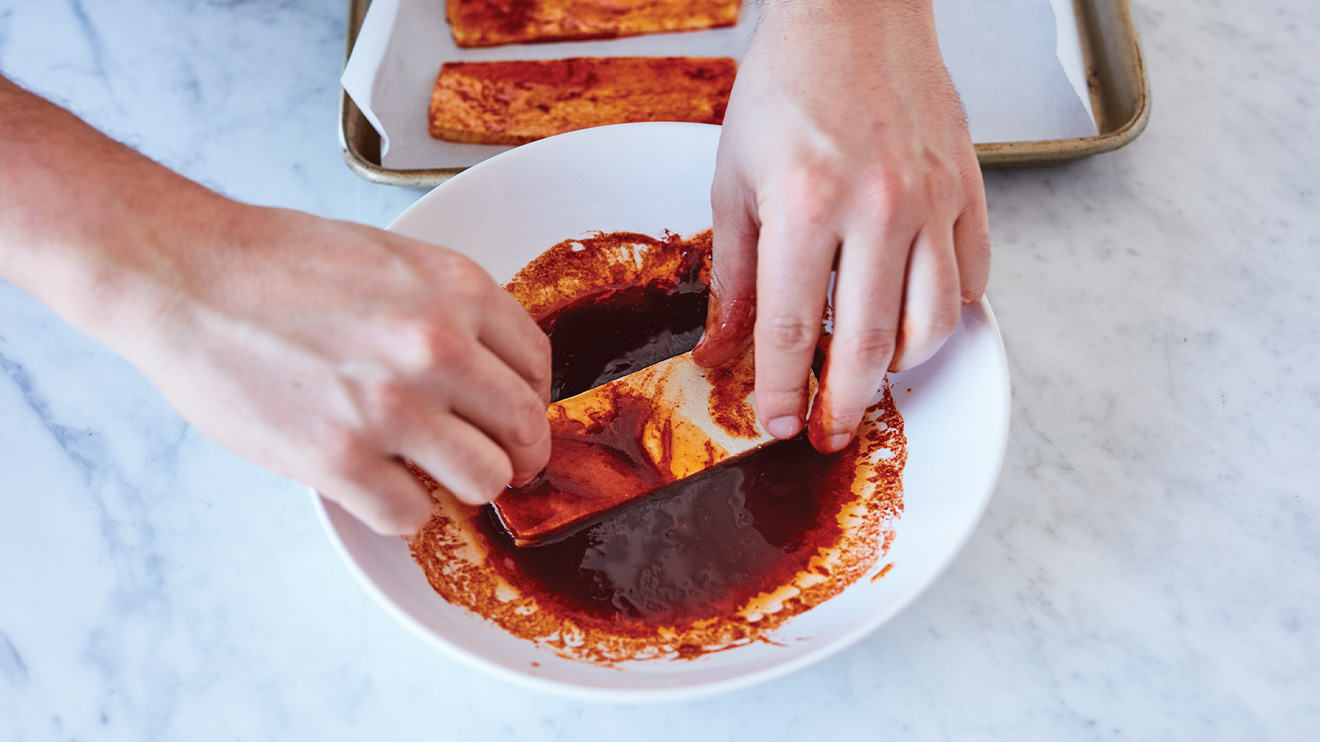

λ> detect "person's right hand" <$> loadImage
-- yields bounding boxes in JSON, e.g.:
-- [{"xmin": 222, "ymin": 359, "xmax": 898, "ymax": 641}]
[
  {"xmin": 693, "ymin": 0, "xmax": 991, "ymax": 453},
  {"xmin": 127, "ymin": 205, "xmax": 552, "ymax": 535}
]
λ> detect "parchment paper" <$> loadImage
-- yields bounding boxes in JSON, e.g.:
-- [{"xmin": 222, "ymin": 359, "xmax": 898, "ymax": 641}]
[{"xmin": 342, "ymin": 0, "xmax": 1098, "ymax": 170}]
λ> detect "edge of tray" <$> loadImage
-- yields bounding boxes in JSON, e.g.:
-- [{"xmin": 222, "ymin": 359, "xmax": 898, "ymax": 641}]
[{"xmin": 339, "ymin": 0, "xmax": 1151, "ymax": 185}]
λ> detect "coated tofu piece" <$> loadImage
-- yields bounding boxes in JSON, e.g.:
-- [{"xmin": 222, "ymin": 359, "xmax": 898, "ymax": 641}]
[
  {"xmin": 446, "ymin": 0, "xmax": 741, "ymax": 48},
  {"xmin": 492, "ymin": 347, "xmax": 816, "ymax": 546},
  {"xmin": 428, "ymin": 57, "xmax": 736, "ymax": 145}
]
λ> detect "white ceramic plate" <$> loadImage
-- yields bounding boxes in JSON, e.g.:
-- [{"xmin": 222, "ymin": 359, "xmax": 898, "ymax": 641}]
[{"xmin": 312, "ymin": 123, "xmax": 1011, "ymax": 702}]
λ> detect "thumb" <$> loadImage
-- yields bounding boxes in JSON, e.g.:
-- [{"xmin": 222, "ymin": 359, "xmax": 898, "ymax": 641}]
[{"xmin": 693, "ymin": 172, "xmax": 759, "ymax": 368}]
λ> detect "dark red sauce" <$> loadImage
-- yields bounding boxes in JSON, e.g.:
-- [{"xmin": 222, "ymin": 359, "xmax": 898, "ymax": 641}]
[
  {"xmin": 539, "ymin": 277, "xmax": 708, "ymax": 401},
  {"xmin": 479, "ymin": 434, "xmax": 846, "ymax": 626},
  {"xmin": 407, "ymin": 230, "xmax": 905, "ymax": 660},
  {"xmin": 478, "ymin": 277, "xmax": 851, "ymax": 629}
]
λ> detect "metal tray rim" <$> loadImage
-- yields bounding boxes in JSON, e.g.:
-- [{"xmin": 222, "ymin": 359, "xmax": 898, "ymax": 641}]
[{"xmin": 339, "ymin": 0, "xmax": 1151, "ymax": 186}]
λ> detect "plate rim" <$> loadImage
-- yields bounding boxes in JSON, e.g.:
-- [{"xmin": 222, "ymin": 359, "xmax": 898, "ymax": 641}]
[{"xmin": 312, "ymin": 122, "xmax": 1012, "ymax": 701}]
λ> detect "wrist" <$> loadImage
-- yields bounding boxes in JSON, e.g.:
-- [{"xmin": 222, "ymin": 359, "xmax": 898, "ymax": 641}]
[
  {"xmin": 0, "ymin": 78, "xmax": 242, "ymax": 360},
  {"xmin": 0, "ymin": 152, "xmax": 242, "ymax": 368},
  {"xmin": 759, "ymin": 0, "xmax": 933, "ymax": 24},
  {"xmin": 82, "ymin": 190, "xmax": 251, "ymax": 369}
]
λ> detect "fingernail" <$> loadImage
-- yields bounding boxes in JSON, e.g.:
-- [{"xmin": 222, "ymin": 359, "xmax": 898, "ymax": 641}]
[
  {"xmin": 767, "ymin": 416, "xmax": 801, "ymax": 439},
  {"xmin": 824, "ymin": 433, "xmax": 852, "ymax": 453},
  {"xmin": 509, "ymin": 471, "xmax": 543, "ymax": 490}
]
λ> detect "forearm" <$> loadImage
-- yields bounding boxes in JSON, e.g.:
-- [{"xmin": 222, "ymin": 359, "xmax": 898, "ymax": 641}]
[
  {"xmin": 0, "ymin": 76, "xmax": 553, "ymax": 534},
  {"xmin": 757, "ymin": 0, "xmax": 932, "ymax": 26},
  {"xmin": 750, "ymin": 0, "xmax": 940, "ymax": 80},
  {"xmin": 0, "ymin": 75, "xmax": 237, "ymax": 357}
]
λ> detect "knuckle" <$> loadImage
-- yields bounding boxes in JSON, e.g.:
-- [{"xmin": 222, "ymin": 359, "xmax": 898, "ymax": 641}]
[
  {"xmin": 526, "ymin": 331, "xmax": 553, "ymax": 386},
  {"xmin": 457, "ymin": 259, "xmax": 498, "ymax": 304},
  {"xmin": 428, "ymin": 322, "xmax": 468, "ymax": 363},
  {"xmin": 821, "ymin": 408, "xmax": 864, "ymax": 437},
  {"xmin": 926, "ymin": 303, "xmax": 963, "ymax": 340},
  {"xmin": 429, "ymin": 253, "xmax": 490, "ymax": 307},
  {"xmin": 836, "ymin": 327, "xmax": 899, "ymax": 370},
  {"xmin": 468, "ymin": 460, "xmax": 513, "ymax": 504},
  {"xmin": 441, "ymin": 451, "xmax": 512, "ymax": 506},
  {"xmin": 508, "ymin": 397, "xmax": 550, "ymax": 449},
  {"xmin": 321, "ymin": 427, "xmax": 370, "ymax": 475},
  {"xmin": 859, "ymin": 168, "xmax": 915, "ymax": 216},
  {"xmin": 397, "ymin": 321, "xmax": 468, "ymax": 375},
  {"xmin": 391, "ymin": 321, "xmax": 434, "ymax": 371},
  {"xmin": 777, "ymin": 168, "xmax": 843, "ymax": 226},
  {"xmin": 371, "ymin": 380, "xmax": 411, "ymax": 421},
  {"xmin": 439, "ymin": 251, "xmax": 483, "ymax": 285},
  {"xmin": 756, "ymin": 371, "xmax": 812, "ymax": 413},
  {"xmin": 368, "ymin": 497, "xmax": 431, "ymax": 536},
  {"xmin": 902, "ymin": 306, "xmax": 961, "ymax": 355},
  {"xmin": 808, "ymin": 388, "xmax": 863, "ymax": 439},
  {"xmin": 761, "ymin": 314, "xmax": 821, "ymax": 355},
  {"xmin": 759, "ymin": 387, "xmax": 808, "ymax": 413}
]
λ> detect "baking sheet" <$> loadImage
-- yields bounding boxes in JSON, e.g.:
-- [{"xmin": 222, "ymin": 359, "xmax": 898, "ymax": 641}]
[{"xmin": 342, "ymin": 0, "xmax": 1099, "ymax": 170}]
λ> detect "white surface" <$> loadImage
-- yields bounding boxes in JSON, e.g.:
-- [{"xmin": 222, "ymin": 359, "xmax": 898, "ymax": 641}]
[
  {"xmin": 343, "ymin": 0, "xmax": 1098, "ymax": 168},
  {"xmin": 2, "ymin": 0, "xmax": 1320, "ymax": 738},
  {"xmin": 1050, "ymin": 0, "xmax": 1095, "ymax": 121},
  {"xmin": 312, "ymin": 123, "xmax": 1010, "ymax": 700}
]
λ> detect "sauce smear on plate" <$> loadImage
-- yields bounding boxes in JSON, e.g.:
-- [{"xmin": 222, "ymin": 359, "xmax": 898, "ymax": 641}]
[{"xmin": 408, "ymin": 230, "xmax": 906, "ymax": 662}]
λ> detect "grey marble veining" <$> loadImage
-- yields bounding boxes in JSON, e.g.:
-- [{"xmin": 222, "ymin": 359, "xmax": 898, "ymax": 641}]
[{"xmin": 2, "ymin": 0, "xmax": 1318, "ymax": 739}]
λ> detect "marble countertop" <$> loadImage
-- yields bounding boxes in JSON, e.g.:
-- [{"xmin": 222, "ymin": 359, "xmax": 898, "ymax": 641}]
[{"xmin": 2, "ymin": 0, "xmax": 1317, "ymax": 738}]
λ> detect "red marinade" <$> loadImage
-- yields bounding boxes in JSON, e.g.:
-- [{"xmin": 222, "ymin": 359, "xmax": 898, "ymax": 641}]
[{"xmin": 478, "ymin": 263, "xmax": 851, "ymax": 629}]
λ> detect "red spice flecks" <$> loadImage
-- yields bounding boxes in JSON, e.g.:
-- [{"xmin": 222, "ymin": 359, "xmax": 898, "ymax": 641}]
[
  {"xmin": 704, "ymin": 346, "xmax": 759, "ymax": 439},
  {"xmin": 505, "ymin": 229, "xmax": 711, "ymax": 325}
]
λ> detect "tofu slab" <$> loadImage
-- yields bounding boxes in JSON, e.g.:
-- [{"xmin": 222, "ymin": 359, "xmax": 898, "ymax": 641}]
[
  {"xmin": 428, "ymin": 57, "xmax": 736, "ymax": 145},
  {"xmin": 446, "ymin": 0, "xmax": 741, "ymax": 48},
  {"xmin": 492, "ymin": 348, "xmax": 816, "ymax": 546}
]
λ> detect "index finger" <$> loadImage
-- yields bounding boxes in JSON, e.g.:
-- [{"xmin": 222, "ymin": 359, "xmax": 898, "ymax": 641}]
[
  {"xmin": 478, "ymin": 281, "xmax": 553, "ymax": 404},
  {"xmin": 753, "ymin": 208, "xmax": 838, "ymax": 440}
]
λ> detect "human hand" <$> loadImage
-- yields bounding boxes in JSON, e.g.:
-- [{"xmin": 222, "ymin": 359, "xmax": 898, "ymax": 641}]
[
  {"xmin": 0, "ymin": 78, "xmax": 550, "ymax": 535},
  {"xmin": 693, "ymin": 0, "xmax": 991, "ymax": 453},
  {"xmin": 128, "ymin": 205, "xmax": 552, "ymax": 535}
]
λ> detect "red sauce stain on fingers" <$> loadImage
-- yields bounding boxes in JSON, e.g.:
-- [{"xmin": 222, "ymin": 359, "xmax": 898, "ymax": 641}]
[{"xmin": 691, "ymin": 292, "xmax": 755, "ymax": 369}]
